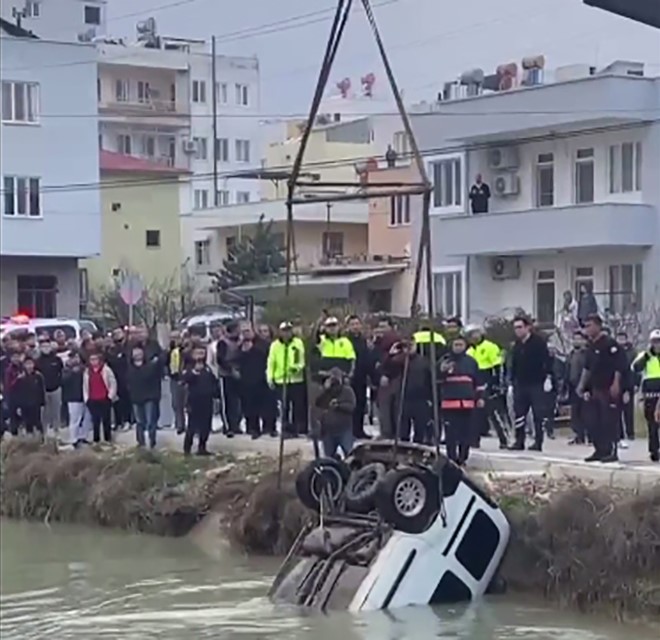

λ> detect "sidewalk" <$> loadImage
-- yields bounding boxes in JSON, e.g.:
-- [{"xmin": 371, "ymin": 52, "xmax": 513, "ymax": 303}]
[{"xmin": 116, "ymin": 417, "xmax": 660, "ymax": 489}]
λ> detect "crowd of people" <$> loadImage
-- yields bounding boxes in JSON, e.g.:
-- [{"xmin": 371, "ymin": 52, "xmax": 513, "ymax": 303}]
[{"xmin": 1, "ymin": 311, "xmax": 659, "ymax": 464}]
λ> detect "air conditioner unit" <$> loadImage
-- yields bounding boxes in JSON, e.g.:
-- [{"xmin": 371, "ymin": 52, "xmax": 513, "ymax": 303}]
[
  {"xmin": 182, "ymin": 139, "xmax": 197, "ymax": 154},
  {"xmin": 493, "ymin": 173, "xmax": 520, "ymax": 196},
  {"xmin": 491, "ymin": 257, "xmax": 520, "ymax": 280},
  {"xmin": 488, "ymin": 146, "xmax": 519, "ymax": 169}
]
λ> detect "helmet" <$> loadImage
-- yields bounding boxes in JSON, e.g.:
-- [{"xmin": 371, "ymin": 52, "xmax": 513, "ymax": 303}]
[
  {"xmin": 465, "ymin": 324, "xmax": 483, "ymax": 335},
  {"xmin": 650, "ymin": 329, "xmax": 660, "ymax": 341}
]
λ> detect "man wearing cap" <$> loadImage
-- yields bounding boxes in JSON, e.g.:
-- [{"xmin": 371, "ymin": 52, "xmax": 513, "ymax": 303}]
[
  {"xmin": 267, "ymin": 322, "xmax": 307, "ymax": 438},
  {"xmin": 314, "ymin": 316, "xmax": 356, "ymax": 380},
  {"xmin": 632, "ymin": 329, "xmax": 660, "ymax": 462}
]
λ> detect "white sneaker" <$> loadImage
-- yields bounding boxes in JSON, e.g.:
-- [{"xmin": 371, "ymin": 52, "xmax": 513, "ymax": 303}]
[{"xmin": 618, "ymin": 440, "xmax": 629, "ymax": 450}]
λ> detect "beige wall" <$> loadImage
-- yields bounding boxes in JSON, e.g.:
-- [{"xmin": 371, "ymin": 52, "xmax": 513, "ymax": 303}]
[{"xmin": 81, "ymin": 175, "xmax": 182, "ymax": 292}]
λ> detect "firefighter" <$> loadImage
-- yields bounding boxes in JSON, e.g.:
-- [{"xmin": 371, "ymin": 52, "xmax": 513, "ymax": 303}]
[
  {"xmin": 439, "ymin": 334, "xmax": 483, "ymax": 465},
  {"xmin": 632, "ymin": 329, "xmax": 660, "ymax": 463},
  {"xmin": 466, "ymin": 325, "xmax": 510, "ymax": 449}
]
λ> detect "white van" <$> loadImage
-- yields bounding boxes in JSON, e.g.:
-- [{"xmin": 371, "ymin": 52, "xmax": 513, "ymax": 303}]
[
  {"xmin": 0, "ymin": 316, "xmax": 98, "ymax": 342},
  {"xmin": 180, "ymin": 310, "xmax": 244, "ymax": 341}
]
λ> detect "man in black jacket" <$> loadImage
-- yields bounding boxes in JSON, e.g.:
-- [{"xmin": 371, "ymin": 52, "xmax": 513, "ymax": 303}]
[
  {"xmin": 36, "ymin": 338, "xmax": 63, "ymax": 435},
  {"xmin": 615, "ymin": 330, "xmax": 637, "ymax": 446},
  {"xmin": 345, "ymin": 315, "xmax": 372, "ymax": 439},
  {"xmin": 182, "ymin": 353, "xmax": 220, "ymax": 455},
  {"xmin": 216, "ymin": 321, "xmax": 242, "ymax": 437},
  {"xmin": 126, "ymin": 346, "xmax": 162, "ymax": 448},
  {"xmin": 508, "ymin": 315, "xmax": 553, "ymax": 451}
]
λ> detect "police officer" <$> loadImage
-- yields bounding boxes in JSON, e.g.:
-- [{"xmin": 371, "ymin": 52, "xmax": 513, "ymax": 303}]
[
  {"xmin": 632, "ymin": 329, "xmax": 660, "ymax": 463},
  {"xmin": 412, "ymin": 322, "xmax": 447, "ymax": 363},
  {"xmin": 267, "ymin": 322, "xmax": 307, "ymax": 438},
  {"xmin": 315, "ymin": 317, "xmax": 356, "ymax": 379},
  {"xmin": 466, "ymin": 325, "xmax": 509, "ymax": 449}
]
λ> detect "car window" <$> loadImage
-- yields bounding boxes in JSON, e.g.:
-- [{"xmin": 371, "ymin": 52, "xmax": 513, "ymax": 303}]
[
  {"xmin": 38, "ymin": 324, "xmax": 76, "ymax": 340},
  {"xmin": 79, "ymin": 321, "xmax": 98, "ymax": 334},
  {"xmin": 188, "ymin": 323, "xmax": 207, "ymax": 338}
]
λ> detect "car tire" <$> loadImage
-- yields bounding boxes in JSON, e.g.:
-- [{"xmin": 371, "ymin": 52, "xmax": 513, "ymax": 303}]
[
  {"xmin": 344, "ymin": 462, "xmax": 387, "ymax": 513},
  {"xmin": 295, "ymin": 457, "xmax": 351, "ymax": 512},
  {"xmin": 375, "ymin": 467, "xmax": 440, "ymax": 534}
]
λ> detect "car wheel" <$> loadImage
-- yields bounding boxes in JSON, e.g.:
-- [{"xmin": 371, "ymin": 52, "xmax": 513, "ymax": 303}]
[
  {"xmin": 344, "ymin": 462, "xmax": 386, "ymax": 513},
  {"xmin": 295, "ymin": 457, "xmax": 351, "ymax": 512},
  {"xmin": 375, "ymin": 467, "xmax": 440, "ymax": 534}
]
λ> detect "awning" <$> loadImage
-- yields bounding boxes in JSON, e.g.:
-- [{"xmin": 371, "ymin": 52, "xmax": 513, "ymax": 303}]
[{"xmin": 232, "ymin": 268, "xmax": 404, "ymax": 301}]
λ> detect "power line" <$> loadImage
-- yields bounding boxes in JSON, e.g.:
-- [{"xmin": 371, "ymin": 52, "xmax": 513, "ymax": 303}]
[{"xmin": 4, "ymin": 119, "xmax": 653, "ymax": 196}]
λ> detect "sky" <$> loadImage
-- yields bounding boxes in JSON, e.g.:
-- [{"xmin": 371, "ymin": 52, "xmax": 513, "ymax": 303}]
[{"xmin": 106, "ymin": 0, "xmax": 660, "ymax": 113}]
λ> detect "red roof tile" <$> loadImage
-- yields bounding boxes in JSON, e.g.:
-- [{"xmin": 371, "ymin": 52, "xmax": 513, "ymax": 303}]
[{"xmin": 100, "ymin": 150, "xmax": 190, "ymax": 174}]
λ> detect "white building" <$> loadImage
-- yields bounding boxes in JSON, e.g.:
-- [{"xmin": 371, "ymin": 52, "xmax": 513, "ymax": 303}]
[
  {"xmin": 410, "ymin": 59, "xmax": 660, "ymax": 328},
  {"xmin": 1, "ymin": 0, "xmax": 107, "ymax": 43},
  {"xmin": 0, "ymin": 16, "xmax": 101, "ymax": 317},
  {"xmin": 96, "ymin": 17, "xmax": 261, "ymax": 217}
]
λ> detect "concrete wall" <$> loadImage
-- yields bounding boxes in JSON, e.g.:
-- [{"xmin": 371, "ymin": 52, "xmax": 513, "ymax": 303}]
[
  {"xmin": 0, "ymin": 34, "xmax": 101, "ymax": 259},
  {"xmin": 81, "ymin": 175, "xmax": 182, "ymax": 291}
]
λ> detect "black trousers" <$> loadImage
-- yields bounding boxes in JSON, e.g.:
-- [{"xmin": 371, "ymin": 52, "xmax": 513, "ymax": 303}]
[
  {"xmin": 219, "ymin": 376, "xmax": 242, "ymax": 434},
  {"xmin": 19, "ymin": 405, "xmax": 43, "ymax": 435},
  {"xmin": 570, "ymin": 392, "xmax": 587, "ymax": 442},
  {"xmin": 241, "ymin": 384, "xmax": 277, "ymax": 436},
  {"xmin": 185, "ymin": 401, "xmax": 213, "ymax": 453},
  {"xmin": 444, "ymin": 410, "xmax": 473, "ymax": 464},
  {"xmin": 113, "ymin": 388, "xmax": 133, "ymax": 428},
  {"xmin": 513, "ymin": 383, "xmax": 547, "ymax": 447},
  {"xmin": 87, "ymin": 399, "xmax": 113, "ymax": 443},
  {"xmin": 618, "ymin": 395, "xmax": 635, "ymax": 440},
  {"xmin": 399, "ymin": 397, "xmax": 431, "ymax": 444},
  {"xmin": 643, "ymin": 399, "xmax": 659, "ymax": 456},
  {"xmin": 277, "ymin": 382, "xmax": 307, "ymax": 435},
  {"xmin": 585, "ymin": 391, "xmax": 618, "ymax": 457},
  {"xmin": 351, "ymin": 381, "xmax": 368, "ymax": 437}
]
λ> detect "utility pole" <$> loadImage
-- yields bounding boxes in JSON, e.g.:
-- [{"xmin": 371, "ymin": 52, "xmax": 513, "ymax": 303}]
[
  {"xmin": 211, "ymin": 35, "xmax": 219, "ymax": 205},
  {"xmin": 325, "ymin": 202, "xmax": 332, "ymax": 259}
]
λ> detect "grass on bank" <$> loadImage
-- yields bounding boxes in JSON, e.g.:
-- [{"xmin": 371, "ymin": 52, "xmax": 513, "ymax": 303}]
[{"xmin": 1, "ymin": 438, "xmax": 659, "ymax": 619}]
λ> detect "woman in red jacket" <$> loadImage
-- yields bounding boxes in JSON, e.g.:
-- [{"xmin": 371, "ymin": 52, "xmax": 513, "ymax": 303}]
[{"xmin": 83, "ymin": 353, "xmax": 117, "ymax": 443}]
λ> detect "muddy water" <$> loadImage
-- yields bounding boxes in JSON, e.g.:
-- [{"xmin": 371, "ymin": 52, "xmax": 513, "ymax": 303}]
[{"xmin": 0, "ymin": 520, "xmax": 656, "ymax": 640}]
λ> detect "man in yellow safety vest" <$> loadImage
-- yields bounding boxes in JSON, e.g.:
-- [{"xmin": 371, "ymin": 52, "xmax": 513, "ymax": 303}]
[{"xmin": 632, "ymin": 329, "xmax": 660, "ymax": 463}]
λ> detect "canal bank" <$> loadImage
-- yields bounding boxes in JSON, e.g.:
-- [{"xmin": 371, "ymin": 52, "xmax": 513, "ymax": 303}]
[{"xmin": 1, "ymin": 437, "xmax": 659, "ymax": 620}]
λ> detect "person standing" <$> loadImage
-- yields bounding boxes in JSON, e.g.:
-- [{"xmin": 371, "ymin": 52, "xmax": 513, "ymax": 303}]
[
  {"xmin": 615, "ymin": 330, "xmax": 637, "ymax": 447},
  {"xmin": 577, "ymin": 283, "xmax": 598, "ymax": 326},
  {"xmin": 372, "ymin": 317, "xmax": 401, "ymax": 438},
  {"xmin": 83, "ymin": 353, "xmax": 117, "ymax": 444},
  {"xmin": 577, "ymin": 314, "xmax": 627, "ymax": 463},
  {"xmin": 12, "ymin": 356, "xmax": 46, "ymax": 437},
  {"xmin": 216, "ymin": 321, "xmax": 243, "ymax": 438},
  {"xmin": 439, "ymin": 335, "xmax": 483, "ymax": 465},
  {"xmin": 345, "ymin": 315, "xmax": 372, "ymax": 439},
  {"xmin": 167, "ymin": 332, "xmax": 186, "ymax": 435},
  {"xmin": 182, "ymin": 350, "xmax": 219, "ymax": 456},
  {"xmin": 127, "ymin": 346, "xmax": 162, "ymax": 449},
  {"xmin": 315, "ymin": 367, "xmax": 356, "ymax": 458},
  {"xmin": 395, "ymin": 339, "xmax": 432, "ymax": 444},
  {"xmin": 314, "ymin": 316, "xmax": 356, "ymax": 379},
  {"xmin": 61, "ymin": 351, "xmax": 89, "ymax": 447},
  {"xmin": 106, "ymin": 328, "xmax": 131, "ymax": 431},
  {"xmin": 468, "ymin": 173, "xmax": 491, "ymax": 214},
  {"xmin": 564, "ymin": 330, "xmax": 588, "ymax": 445},
  {"xmin": 4, "ymin": 350, "xmax": 24, "ymax": 435},
  {"xmin": 508, "ymin": 315, "xmax": 553, "ymax": 451},
  {"xmin": 35, "ymin": 337, "xmax": 63, "ymax": 435},
  {"xmin": 237, "ymin": 327, "xmax": 271, "ymax": 439},
  {"xmin": 632, "ymin": 329, "xmax": 660, "ymax": 463},
  {"xmin": 267, "ymin": 322, "xmax": 306, "ymax": 438}
]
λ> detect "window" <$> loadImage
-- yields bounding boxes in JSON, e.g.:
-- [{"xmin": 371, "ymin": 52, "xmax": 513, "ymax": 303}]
[
  {"xmin": 433, "ymin": 269, "xmax": 464, "ymax": 318},
  {"xmin": 137, "ymin": 81, "xmax": 150, "ymax": 103},
  {"xmin": 215, "ymin": 138, "xmax": 229, "ymax": 162},
  {"xmin": 572, "ymin": 266, "xmax": 594, "ymax": 301},
  {"xmin": 609, "ymin": 142, "xmax": 642, "ymax": 193},
  {"xmin": 456, "ymin": 511, "xmax": 501, "ymax": 581},
  {"xmin": 235, "ymin": 83, "xmax": 249, "ymax": 106},
  {"xmin": 84, "ymin": 5, "xmax": 101, "ymax": 25},
  {"xmin": 3, "ymin": 176, "xmax": 41, "ymax": 217},
  {"xmin": 194, "ymin": 239, "xmax": 211, "ymax": 268},
  {"xmin": 138, "ymin": 134, "xmax": 155, "ymax": 158},
  {"xmin": 216, "ymin": 82, "xmax": 228, "ymax": 104},
  {"xmin": 535, "ymin": 269, "xmax": 555, "ymax": 324},
  {"xmin": 194, "ymin": 189, "xmax": 209, "ymax": 210},
  {"xmin": 608, "ymin": 264, "xmax": 643, "ymax": 314},
  {"xmin": 17, "ymin": 275, "xmax": 57, "ymax": 318},
  {"xmin": 216, "ymin": 190, "xmax": 230, "ymax": 206},
  {"xmin": 236, "ymin": 191, "xmax": 250, "ymax": 204},
  {"xmin": 193, "ymin": 137, "xmax": 207, "ymax": 160},
  {"xmin": 145, "ymin": 229, "xmax": 161, "ymax": 248},
  {"xmin": 389, "ymin": 194, "xmax": 411, "ymax": 226},
  {"xmin": 226, "ymin": 236, "xmax": 237, "ymax": 261},
  {"xmin": 429, "ymin": 155, "xmax": 462, "ymax": 210},
  {"xmin": 235, "ymin": 139, "xmax": 251, "ymax": 163},
  {"xmin": 322, "ymin": 231, "xmax": 344, "ymax": 258},
  {"xmin": 117, "ymin": 134, "xmax": 131, "ymax": 155},
  {"xmin": 1, "ymin": 81, "xmax": 39, "ymax": 123},
  {"xmin": 25, "ymin": 1, "xmax": 41, "ymax": 17},
  {"xmin": 574, "ymin": 148, "xmax": 594, "ymax": 204},
  {"xmin": 535, "ymin": 152, "xmax": 554, "ymax": 207},
  {"xmin": 115, "ymin": 79, "xmax": 129, "ymax": 102},
  {"xmin": 393, "ymin": 131, "xmax": 410, "ymax": 156},
  {"xmin": 192, "ymin": 80, "xmax": 206, "ymax": 103}
]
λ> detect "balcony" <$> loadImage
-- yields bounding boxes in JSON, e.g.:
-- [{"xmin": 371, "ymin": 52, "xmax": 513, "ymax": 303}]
[
  {"xmin": 98, "ymin": 98, "xmax": 190, "ymax": 127},
  {"xmin": 432, "ymin": 202, "xmax": 657, "ymax": 256}
]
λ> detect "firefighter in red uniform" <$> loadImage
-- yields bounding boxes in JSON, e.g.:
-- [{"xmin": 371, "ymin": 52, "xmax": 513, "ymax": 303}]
[{"xmin": 439, "ymin": 334, "xmax": 484, "ymax": 465}]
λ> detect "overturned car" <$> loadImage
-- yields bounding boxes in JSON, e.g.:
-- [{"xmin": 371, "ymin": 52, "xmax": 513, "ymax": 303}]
[{"xmin": 269, "ymin": 440, "xmax": 510, "ymax": 612}]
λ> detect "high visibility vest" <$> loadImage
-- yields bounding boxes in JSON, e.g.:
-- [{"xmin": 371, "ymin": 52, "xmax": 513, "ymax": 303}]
[
  {"xmin": 413, "ymin": 331, "xmax": 446, "ymax": 346},
  {"xmin": 319, "ymin": 335, "xmax": 355, "ymax": 361},
  {"xmin": 267, "ymin": 338, "xmax": 305, "ymax": 385},
  {"xmin": 467, "ymin": 339, "xmax": 502, "ymax": 371}
]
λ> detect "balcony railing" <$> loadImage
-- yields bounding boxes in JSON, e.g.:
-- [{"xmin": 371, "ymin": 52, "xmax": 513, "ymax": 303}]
[{"xmin": 100, "ymin": 98, "xmax": 188, "ymax": 115}]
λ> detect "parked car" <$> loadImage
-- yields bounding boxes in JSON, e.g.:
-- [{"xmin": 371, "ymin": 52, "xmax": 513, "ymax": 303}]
[{"xmin": 0, "ymin": 315, "xmax": 98, "ymax": 342}]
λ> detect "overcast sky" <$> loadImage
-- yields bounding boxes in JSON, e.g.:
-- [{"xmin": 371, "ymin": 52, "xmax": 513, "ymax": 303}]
[{"xmin": 106, "ymin": 0, "xmax": 660, "ymax": 113}]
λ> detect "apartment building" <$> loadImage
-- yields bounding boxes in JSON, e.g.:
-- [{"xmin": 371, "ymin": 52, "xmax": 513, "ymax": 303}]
[
  {"xmin": 96, "ymin": 18, "xmax": 261, "ymax": 216},
  {"xmin": 0, "ymin": 17, "xmax": 101, "ymax": 317},
  {"xmin": 410, "ymin": 59, "xmax": 660, "ymax": 325}
]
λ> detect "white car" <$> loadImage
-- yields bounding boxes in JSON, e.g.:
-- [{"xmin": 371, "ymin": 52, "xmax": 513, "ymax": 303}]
[
  {"xmin": 270, "ymin": 441, "xmax": 510, "ymax": 612},
  {"xmin": 0, "ymin": 316, "xmax": 98, "ymax": 342}
]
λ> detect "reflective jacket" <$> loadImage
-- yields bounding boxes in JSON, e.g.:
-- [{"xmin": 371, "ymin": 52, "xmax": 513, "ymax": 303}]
[
  {"xmin": 632, "ymin": 351, "xmax": 660, "ymax": 399},
  {"xmin": 267, "ymin": 338, "xmax": 305, "ymax": 385},
  {"xmin": 413, "ymin": 330, "xmax": 447, "ymax": 362},
  {"xmin": 317, "ymin": 335, "xmax": 355, "ymax": 376}
]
